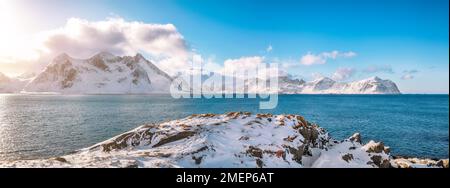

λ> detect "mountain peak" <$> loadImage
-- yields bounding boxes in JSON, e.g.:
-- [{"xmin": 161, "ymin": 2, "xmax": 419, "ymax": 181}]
[
  {"xmin": 54, "ymin": 53, "xmax": 72, "ymax": 62},
  {"xmin": 91, "ymin": 51, "xmax": 116, "ymax": 59},
  {"xmin": 0, "ymin": 72, "xmax": 10, "ymax": 81},
  {"xmin": 134, "ymin": 53, "xmax": 145, "ymax": 60},
  {"xmin": 365, "ymin": 76, "xmax": 383, "ymax": 82},
  {"xmin": 314, "ymin": 76, "xmax": 334, "ymax": 83}
]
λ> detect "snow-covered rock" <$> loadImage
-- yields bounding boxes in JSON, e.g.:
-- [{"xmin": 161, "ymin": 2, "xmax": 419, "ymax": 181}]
[
  {"xmin": 1, "ymin": 112, "xmax": 442, "ymax": 168},
  {"xmin": 391, "ymin": 157, "xmax": 449, "ymax": 168},
  {"xmin": 22, "ymin": 52, "xmax": 173, "ymax": 94}
]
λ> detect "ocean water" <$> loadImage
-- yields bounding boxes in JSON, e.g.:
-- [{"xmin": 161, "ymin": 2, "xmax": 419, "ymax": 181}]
[{"xmin": 0, "ymin": 94, "xmax": 448, "ymax": 160}]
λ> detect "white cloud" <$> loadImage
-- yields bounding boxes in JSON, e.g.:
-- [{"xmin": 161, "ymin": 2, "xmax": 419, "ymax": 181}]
[
  {"xmin": 403, "ymin": 69, "xmax": 418, "ymax": 74},
  {"xmin": 198, "ymin": 56, "xmax": 282, "ymax": 78},
  {"xmin": 0, "ymin": 17, "xmax": 193, "ymax": 75},
  {"xmin": 332, "ymin": 67, "xmax": 355, "ymax": 80},
  {"xmin": 401, "ymin": 74, "xmax": 414, "ymax": 80},
  {"xmin": 300, "ymin": 52, "xmax": 327, "ymax": 65},
  {"xmin": 300, "ymin": 50, "xmax": 357, "ymax": 65},
  {"xmin": 401, "ymin": 69, "xmax": 419, "ymax": 80},
  {"xmin": 222, "ymin": 56, "xmax": 265, "ymax": 75},
  {"xmin": 266, "ymin": 45, "xmax": 273, "ymax": 52},
  {"xmin": 363, "ymin": 65, "xmax": 394, "ymax": 74},
  {"xmin": 38, "ymin": 17, "xmax": 189, "ymax": 59}
]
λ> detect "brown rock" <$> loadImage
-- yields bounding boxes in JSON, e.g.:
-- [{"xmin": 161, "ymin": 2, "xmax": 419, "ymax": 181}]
[
  {"xmin": 246, "ymin": 146, "xmax": 263, "ymax": 158},
  {"xmin": 275, "ymin": 150, "xmax": 285, "ymax": 159},
  {"xmin": 342, "ymin": 153, "xmax": 354, "ymax": 162},
  {"xmin": 365, "ymin": 141, "xmax": 385, "ymax": 153},
  {"xmin": 296, "ymin": 115, "xmax": 308, "ymax": 127},
  {"xmin": 227, "ymin": 112, "xmax": 242, "ymax": 119},
  {"xmin": 153, "ymin": 131, "xmax": 196, "ymax": 147},
  {"xmin": 349, "ymin": 133, "xmax": 362, "ymax": 144},
  {"xmin": 436, "ymin": 159, "xmax": 449, "ymax": 168},
  {"xmin": 285, "ymin": 145, "xmax": 305, "ymax": 164},
  {"xmin": 256, "ymin": 158, "xmax": 264, "ymax": 168},
  {"xmin": 370, "ymin": 155, "xmax": 391, "ymax": 168},
  {"xmin": 53, "ymin": 157, "xmax": 68, "ymax": 163}
]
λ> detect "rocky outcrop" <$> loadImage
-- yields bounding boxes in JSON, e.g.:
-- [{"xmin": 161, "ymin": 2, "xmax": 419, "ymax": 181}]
[{"xmin": 391, "ymin": 157, "xmax": 449, "ymax": 168}]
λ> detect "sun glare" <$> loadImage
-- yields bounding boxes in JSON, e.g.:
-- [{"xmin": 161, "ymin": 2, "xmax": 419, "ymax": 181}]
[
  {"xmin": 0, "ymin": 0, "xmax": 20, "ymax": 49},
  {"xmin": 0, "ymin": 0, "xmax": 39, "ymax": 64}
]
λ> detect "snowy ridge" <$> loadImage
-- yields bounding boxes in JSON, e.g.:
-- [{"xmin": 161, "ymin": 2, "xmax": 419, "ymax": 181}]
[
  {"xmin": 276, "ymin": 76, "xmax": 401, "ymax": 94},
  {"xmin": 0, "ymin": 112, "xmax": 445, "ymax": 168}
]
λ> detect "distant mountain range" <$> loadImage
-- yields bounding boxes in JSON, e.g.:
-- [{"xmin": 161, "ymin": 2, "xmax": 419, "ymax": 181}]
[
  {"xmin": 0, "ymin": 72, "xmax": 28, "ymax": 93},
  {"xmin": 0, "ymin": 52, "xmax": 401, "ymax": 94}
]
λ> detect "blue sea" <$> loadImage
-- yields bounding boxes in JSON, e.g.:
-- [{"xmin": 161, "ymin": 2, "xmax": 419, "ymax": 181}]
[{"xmin": 0, "ymin": 94, "xmax": 448, "ymax": 160}]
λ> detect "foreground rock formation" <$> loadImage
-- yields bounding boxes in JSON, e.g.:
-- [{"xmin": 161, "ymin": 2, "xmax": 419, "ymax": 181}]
[{"xmin": 0, "ymin": 112, "xmax": 446, "ymax": 168}]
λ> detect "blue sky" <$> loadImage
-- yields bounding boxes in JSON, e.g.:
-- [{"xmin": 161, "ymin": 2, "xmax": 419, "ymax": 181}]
[{"xmin": 8, "ymin": 0, "xmax": 450, "ymax": 93}]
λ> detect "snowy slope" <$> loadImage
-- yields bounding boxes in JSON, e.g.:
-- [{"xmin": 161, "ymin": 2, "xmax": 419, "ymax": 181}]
[
  {"xmin": 1, "ymin": 112, "xmax": 444, "ymax": 168},
  {"xmin": 0, "ymin": 72, "xmax": 27, "ymax": 93},
  {"xmin": 23, "ymin": 52, "xmax": 173, "ymax": 94}
]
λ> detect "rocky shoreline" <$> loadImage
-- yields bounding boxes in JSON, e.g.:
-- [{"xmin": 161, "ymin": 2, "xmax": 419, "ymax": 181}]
[{"xmin": 0, "ymin": 112, "xmax": 447, "ymax": 168}]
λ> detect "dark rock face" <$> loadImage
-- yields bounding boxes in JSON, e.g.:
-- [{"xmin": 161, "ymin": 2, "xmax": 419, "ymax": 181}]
[
  {"xmin": 152, "ymin": 131, "xmax": 196, "ymax": 147},
  {"xmin": 285, "ymin": 145, "xmax": 305, "ymax": 164},
  {"xmin": 89, "ymin": 56, "xmax": 110, "ymax": 72},
  {"xmin": 370, "ymin": 155, "xmax": 391, "ymax": 168},
  {"xmin": 436, "ymin": 159, "xmax": 449, "ymax": 168},
  {"xmin": 246, "ymin": 146, "xmax": 263, "ymax": 158},
  {"xmin": 349, "ymin": 133, "xmax": 362, "ymax": 144},
  {"xmin": 61, "ymin": 68, "xmax": 77, "ymax": 88},
  {"xmin": 342, "ymin": 153, "xmax": 354, "ymax": 162}
]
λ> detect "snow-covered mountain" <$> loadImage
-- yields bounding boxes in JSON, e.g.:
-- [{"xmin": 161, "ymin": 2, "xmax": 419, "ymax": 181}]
[
  {"xmin": 0, "ymin": 112, "xmax": 446, "ymax": 168},
  {"xmin": 276, "ymin": 76, "xmax": 401, "ymax": 94},
  {"xmin": 199, "ymin": 75, "xmax": 400, "ymax": 94},
  {"xmin": 2, "ymin": 51, "xmax": 400, "ymax": 94},
  {"xmin": 23, "ymin": 52, "xmax": 173, "ymax": 94},
  {"xmin": 302, "ymin": 76, "xmax": 400, "ymax": 94},
  {"xmin": 0, "ymin": 72, "xmax": 28, "ymax": 93}
]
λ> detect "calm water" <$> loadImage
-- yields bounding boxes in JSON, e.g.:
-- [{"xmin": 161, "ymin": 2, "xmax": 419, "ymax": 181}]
[{"xmin": 0, "ymin": 94, "xmax": 448, "ymax": 160}]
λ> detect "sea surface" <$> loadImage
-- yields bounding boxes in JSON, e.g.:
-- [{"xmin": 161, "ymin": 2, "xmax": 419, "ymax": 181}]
[{"xmin": 0, "ymin": 94, "xmax": 448, "ymax": 160}]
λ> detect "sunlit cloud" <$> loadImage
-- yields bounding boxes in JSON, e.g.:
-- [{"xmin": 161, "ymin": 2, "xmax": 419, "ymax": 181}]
[
  {"xmin": 0, "ymin": 16, "xmax": 194, "ymax": 75},
  {"xmin": 401, "ymin": 69, "xmax": 419, "ymax": 80},
  {"xmin": 332, "ymin": 67, "xmax": 355, "ymax": 81},
  {"xmin": 363, "ymin": 65, "xmax": 394, "ymax": 74},
  {"xmin": 300, "ymin": 50, "xmax": 356, "ymax": 65},
  {"xmin": 266, "ymin": 45, "xmax": 273, "ymax": 52}
]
